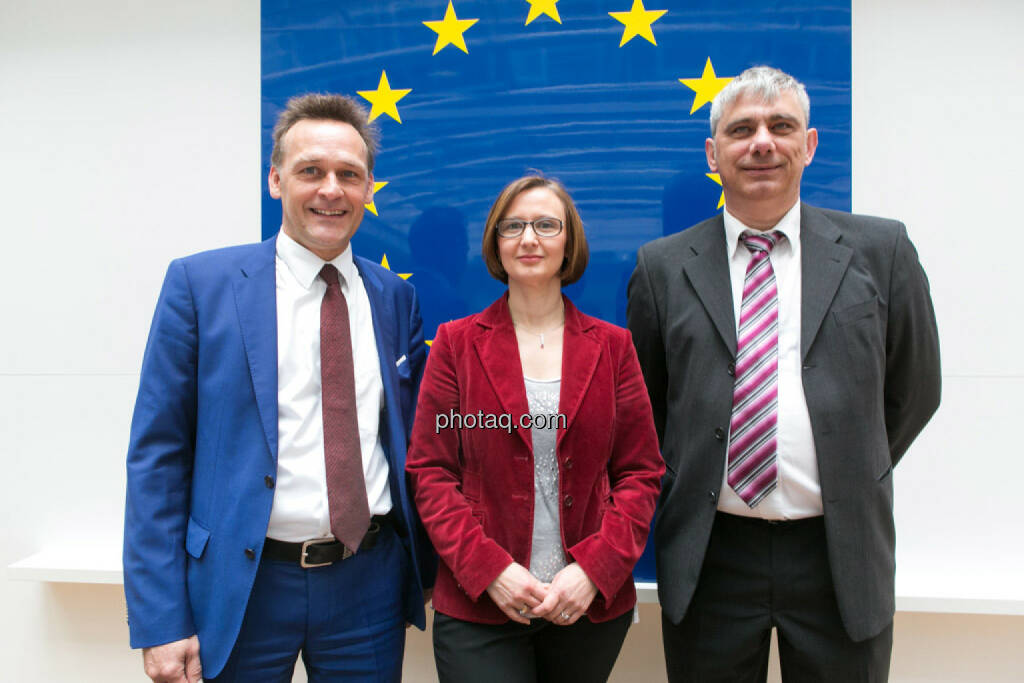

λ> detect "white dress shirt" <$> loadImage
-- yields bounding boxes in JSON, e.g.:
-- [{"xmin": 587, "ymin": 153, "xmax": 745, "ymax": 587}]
[
  {"xmin": 718, "ymin": 202, "xmax": 824, "ymax": 519},
  {"xmin": 267, "ymin": 230, "xmax": 393, "ymax": 542}
]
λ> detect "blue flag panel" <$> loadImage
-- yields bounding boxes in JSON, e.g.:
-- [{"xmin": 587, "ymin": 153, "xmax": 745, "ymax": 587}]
[{"xmin": 262, "ymin": 0, "xmax": 851, "ymax": 582}]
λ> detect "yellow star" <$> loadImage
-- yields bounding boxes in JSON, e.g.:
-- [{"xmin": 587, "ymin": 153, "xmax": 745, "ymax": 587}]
[
  {"xmin": 423, "ymin": 1, "xmax": 478, "ymax": 55},
  {"xmin": 357, "ymin": 71, "xmax": 412, "ymax": 123},
  {"xmin": 425, "ymin": 339, "xmax": 434, "ymax": 347},
  {"xmin": 364, "ymin": 181, "xmax": 389, "ymax": 216},
  {"xmin": 706, "ymin": 173, "xmax": 725, "ymax": 209},
  {"xmin": 380, "ymin": 254, "xmax": 412, "ymax": 280},
  {"xmin": 609, "ymin": 0, "xmax": 667, "ymax": 47},
  {"xmin": 679, "ymin": 57, "xmax": 734, "ymax": 115},
  {"xmin": 525, "ymin": 0, "xmax": 561, "ymax": 25}
]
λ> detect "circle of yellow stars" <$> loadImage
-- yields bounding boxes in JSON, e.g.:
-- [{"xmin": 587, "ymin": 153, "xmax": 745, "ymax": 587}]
[
  {"xmin": 357, "ymin": 1, "xmax": 735, "ymax": 221},
  {"xmin": 354, "ymin": 0, "xmax": 739, "ymax": 342}
]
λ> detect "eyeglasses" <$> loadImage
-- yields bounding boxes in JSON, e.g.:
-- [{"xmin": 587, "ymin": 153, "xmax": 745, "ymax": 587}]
[{"xmin": 496, "ymin": 217, "xmax": 564, "ymax": 239}]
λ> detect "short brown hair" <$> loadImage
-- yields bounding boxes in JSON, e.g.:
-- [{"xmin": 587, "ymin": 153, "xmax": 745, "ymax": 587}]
[
  {"xmin": 481, "ymin": 175, "xmax": 589, "ymax": 286},
  {"xmin": 270, "ymin": 93, "xmax": 380, "ymax": 171}
]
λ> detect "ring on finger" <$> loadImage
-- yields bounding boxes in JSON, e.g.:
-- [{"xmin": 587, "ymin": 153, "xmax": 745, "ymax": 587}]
[
  {"xmin": 560, "ymin": 610, "xmax": 571, "ymax": 620},
  {"xmin": 518, "ymin": 606, "xmax": 529, "ymax": 617}
]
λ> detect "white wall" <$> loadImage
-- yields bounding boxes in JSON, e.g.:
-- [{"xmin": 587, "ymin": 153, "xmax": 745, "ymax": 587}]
[
  {"xmin": 0, "ymin": 0, "xmax": 259, "ymax": 679},
  {"xmin": 852, "ymin": 0, "xmax": 1024, "ymax": 615},
  {"xmin": 2, "ymin": 0, "xmax": 1022, "ymax": 680}
]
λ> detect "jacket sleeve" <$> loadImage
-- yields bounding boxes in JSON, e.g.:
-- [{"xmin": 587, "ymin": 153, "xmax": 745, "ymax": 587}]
[
  {"xmin": 405, "ymin": 324, "xmax": 514, "ymax": 600},
  {"xmin": 627, "ymin": 247, "xmax": 669, "ymax": 447},
  {"xmin": 403, "ymin": 284, "xmax": 438, "ymax": 590},
  {"xmin": 123, "ymin": 259, "xmax": 198, "ymax": 648},
  {"xmin": 884, "ymin": 224, "xmax": 941, "ymax": 465},
  {"xmin": 568, "ymin": 329, "xmax": 665, "ymax": 603}
]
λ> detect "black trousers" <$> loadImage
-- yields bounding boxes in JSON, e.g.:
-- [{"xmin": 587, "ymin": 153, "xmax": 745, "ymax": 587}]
[
  {"xmin": 662, "ymin": 512, "xmax": 892, "ymax": 683},
  {"xmin": 433, "ymin": 609, "xmax": 632, "ymax": 683}
]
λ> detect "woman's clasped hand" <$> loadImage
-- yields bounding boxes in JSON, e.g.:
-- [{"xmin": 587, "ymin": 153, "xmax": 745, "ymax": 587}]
[{"xmin": 486, "ymin": 561, "xmax": 598, "ymax": 625}]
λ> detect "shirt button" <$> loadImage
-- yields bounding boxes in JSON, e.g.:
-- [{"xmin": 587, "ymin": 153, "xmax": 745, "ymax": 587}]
[
  {"xmin": 244, "ymin": 548, "xmax": 256, "ymax": 560},
  {"xmin": 714, "ymin": 428, "xmax": 725, "ymax": 441},
  {"xmin": 264, "ymin": 475, "xmax": 275, "ymax": 489},
  {"xmin": 564, "ymin": 495, "xmax": 574, "ymax": 508}
]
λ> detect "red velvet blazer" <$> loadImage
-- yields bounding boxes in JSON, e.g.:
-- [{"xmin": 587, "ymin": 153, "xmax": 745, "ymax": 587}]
[{"xmin": 406, "ymin": 294, "xmax": 664, "ymax": 624}]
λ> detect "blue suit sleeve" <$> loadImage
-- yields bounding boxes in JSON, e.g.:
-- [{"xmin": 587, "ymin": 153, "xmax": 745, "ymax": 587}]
[
  {"xmin": 123, "ymin": 259, "xmax": 199, "ymax": 648},
  {"xmin": 405, "ymin": 286, "xmax": 438, "ymax": 590}
]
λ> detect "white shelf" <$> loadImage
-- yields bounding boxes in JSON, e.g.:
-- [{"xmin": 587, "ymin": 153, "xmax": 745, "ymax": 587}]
[
  {"xmin": 7, "ymin": 546, "xmax": 123, "ymax": 585},
  {"xmin": 636, "ymin": 579, "xmax": 1024, "ymax": 616},
  {"xmin": 10, "ymin": 550, "xmax": 1024, "ymax": 616}
]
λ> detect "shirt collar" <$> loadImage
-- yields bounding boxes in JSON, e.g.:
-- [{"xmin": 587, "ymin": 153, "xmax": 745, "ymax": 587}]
[
  {"xmin": 275, "ymin": 229, "xmax": 358, "ymax": 291},
  {"xmin": 724, "ymin": 200, "xmax": 801, "ymax": 259}
]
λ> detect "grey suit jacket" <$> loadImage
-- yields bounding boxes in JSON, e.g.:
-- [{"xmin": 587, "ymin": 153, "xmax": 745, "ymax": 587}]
[{"xmin": 626, "ymin": 203, "xmax": 940, "ymax": 641}]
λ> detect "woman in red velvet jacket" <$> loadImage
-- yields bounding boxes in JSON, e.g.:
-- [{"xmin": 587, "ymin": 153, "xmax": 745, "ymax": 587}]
[{"xmin": 406, "ymin": 174, "xmax": 664, "ymax": 682}]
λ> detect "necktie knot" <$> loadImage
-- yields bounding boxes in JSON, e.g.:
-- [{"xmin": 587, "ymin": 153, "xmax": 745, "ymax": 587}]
[
  {"xmin": 741, "ymin": 230, "xmax": 783, "ymax": 256},
  {"xmin": 319, "ymin": 264, "xmax": 341, "ymax": 288}
]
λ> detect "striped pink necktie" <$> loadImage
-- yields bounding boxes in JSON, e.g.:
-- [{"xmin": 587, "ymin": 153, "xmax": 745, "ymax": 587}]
[{"xmin": 728, "ymin": 231, "xmax": 783, "ymax": 507}]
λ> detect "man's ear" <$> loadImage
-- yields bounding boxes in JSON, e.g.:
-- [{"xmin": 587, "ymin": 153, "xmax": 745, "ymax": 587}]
[
  {"xmin": 705, "ymin": 138, "xmax": 718, "ymax": 172},
  {"xmin": 362, "ymin": 173, "xmax": 375, "ymax": 205},
  {"xmin": 268, "ymin": 166, "xmax": 282, "ymax": 199},
  {"xmin": 804, "ymin": 128, "xmax": 818, "ymax": 167}
]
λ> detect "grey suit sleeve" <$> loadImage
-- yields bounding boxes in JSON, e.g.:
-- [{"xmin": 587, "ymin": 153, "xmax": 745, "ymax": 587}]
[
  {"xmin": 627, "ymin": 247, "xmax": 668, "ymax": 448},
  {"xmin": 885, "ymin": 224, "xmax": 941, "ymax": 465}
]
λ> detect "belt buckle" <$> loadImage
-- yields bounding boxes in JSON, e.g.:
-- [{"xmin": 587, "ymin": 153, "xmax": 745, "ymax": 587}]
[{"xmin": 300, "ymin": 539, "xmax": 335, "ymax": 569}]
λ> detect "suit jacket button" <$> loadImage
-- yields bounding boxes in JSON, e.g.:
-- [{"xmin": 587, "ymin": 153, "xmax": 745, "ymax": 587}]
[
  {"xmin": 564, "ymin": 457, "xmax": 574, "ymax": 470},
  {"xmin": 265, "ymin": 475, "xmax": 275, "ymax": 489},
  {"xmin": 245, "ymin": 548, "xmax": 256, "ymax": 560},
  {"xmin": 727, "ymin": 363, "xmax": 735, "ymax": 376},
  {"xmin": 709, "ymin": 490, "xmax": 718, "ymax": 503},
  {"xmin": 564, "ymin": 495, "xmax": 574, "ymax": 508},
  {"xmin": 714, "ymin": 428, "xmax": 725, "ymax": 441}
]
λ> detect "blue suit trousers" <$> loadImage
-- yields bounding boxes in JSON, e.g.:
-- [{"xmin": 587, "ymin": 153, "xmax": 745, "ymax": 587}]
[{"xmin": 209, "ymin": 527, "xmax": 408, "ymax": 682}]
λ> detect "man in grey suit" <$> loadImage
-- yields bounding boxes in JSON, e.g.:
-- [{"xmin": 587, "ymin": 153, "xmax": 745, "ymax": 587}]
[{"xmin": 627, "ymin": 66, "xmax": 940, "ymax": 681}]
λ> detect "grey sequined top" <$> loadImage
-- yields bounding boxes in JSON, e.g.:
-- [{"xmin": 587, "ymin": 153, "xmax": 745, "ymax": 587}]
[{"xmin": 524, "ymin": 376, "xmax": 568, "ymax": 583}]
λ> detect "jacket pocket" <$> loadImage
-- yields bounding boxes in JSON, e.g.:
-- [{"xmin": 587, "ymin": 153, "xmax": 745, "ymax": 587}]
[
  {"xmin": 396, "ymin": 354, "xmax": 412, "ymax": 380},
  {"xmin": 461, "ymin": 469, "xmax": 481, "ymax": 502},
  {"xmin": 833, "ymin": 297, "xmax": 878, "ymax": 326},
  {"xmin": 185, "ymin": 517, "xmax": 211, "ymax": 559}
]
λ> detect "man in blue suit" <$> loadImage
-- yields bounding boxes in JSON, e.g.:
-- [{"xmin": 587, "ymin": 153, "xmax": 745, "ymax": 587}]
[{"xmin": 124, "ymin": 94, "xmax": 434, "ymax": 682}]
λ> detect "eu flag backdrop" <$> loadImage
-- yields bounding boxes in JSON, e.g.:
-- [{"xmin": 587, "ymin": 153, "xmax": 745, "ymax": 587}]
[{"xmin": 261, "ymin": 0, "xmax": 851, "ymax": 582}]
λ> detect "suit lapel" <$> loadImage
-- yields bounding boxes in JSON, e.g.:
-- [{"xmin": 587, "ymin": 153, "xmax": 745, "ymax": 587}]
[
  {"xmin": 355, "ymin": 257, "xmax": 396, "ymax": 388},
  {"xmin": 233, "ymin": 237, "xmax": 279, "ymax": 461},
  {"xmin": 354, "ymin": 257, "xmax": 407, "ymax": 504},
  {"xmin": 473, "ymin": 296, "xmax": 533, "ymax": 452},
  {"xmin": 556, "ymin": 298, "xmax": 601, "ymax": 450},
  {"xmin": 800, "ymin": 204, "xmax": 852, "ymax": 360},
  {"xmin": 682, "ymin": 217, "xmax": 737, "ymax": 354}
]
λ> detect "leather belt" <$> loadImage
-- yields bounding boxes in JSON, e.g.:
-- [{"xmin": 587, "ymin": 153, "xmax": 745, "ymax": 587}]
[
  {"xmin": 716, "ymin": 511, "xmax": 824, "ymax": 528},
  {"xmin": 263, "ymin": 514, "xmax": 394, "ymax": 568}
]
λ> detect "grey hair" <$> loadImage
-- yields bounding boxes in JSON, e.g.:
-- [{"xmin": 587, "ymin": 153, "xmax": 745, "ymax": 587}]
[{"xmin": 709, "ymin": 66, "xmax": 810, "ymax": 136}]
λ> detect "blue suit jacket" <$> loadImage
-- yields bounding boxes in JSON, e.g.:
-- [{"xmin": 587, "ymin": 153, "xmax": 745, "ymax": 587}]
[{"xmin": 123, "ymin": 236, "xmax": 435, "ymax": 677}]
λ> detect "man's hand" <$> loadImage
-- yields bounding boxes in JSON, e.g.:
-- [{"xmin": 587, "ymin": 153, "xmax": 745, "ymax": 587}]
[
  {"xmin": 142, "ymin": 635, "xmax": 202, "ymax": 683},
  {"xmin": 531, "ymin": 562, "xmax": 597, "ymax": 626},
  {"xmin": 485, "ymin": 562, "xmax": 549, "ymax": 624}
]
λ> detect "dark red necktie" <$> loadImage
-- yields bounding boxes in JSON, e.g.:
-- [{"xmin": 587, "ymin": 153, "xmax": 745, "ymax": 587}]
[{"xmin": 319, "ymin": 264, "xmax": 370, "ymax": 552}]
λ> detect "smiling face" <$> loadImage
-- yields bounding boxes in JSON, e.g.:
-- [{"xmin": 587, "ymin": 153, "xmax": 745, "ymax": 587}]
[
  {"xmin": 497, "ymin": 187, "xmax": 568, "ymax": 289},
  {"xmin": 268, "ymin": 119, "xmax": 374, "ymax": 260},
  {"xmin": 706, "ymin": 89, "xmax": 818, "ymax": 228}
]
